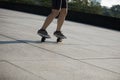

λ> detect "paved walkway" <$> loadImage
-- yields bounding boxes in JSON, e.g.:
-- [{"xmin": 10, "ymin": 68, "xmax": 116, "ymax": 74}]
[{"xmin": 0, "ymin": 8, "xmax": 120, "ymax": 80}]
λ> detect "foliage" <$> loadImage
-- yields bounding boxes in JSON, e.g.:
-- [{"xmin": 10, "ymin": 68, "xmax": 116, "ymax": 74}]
[
  {"xmin": 102, "ymin": 6, "xmax": 111, "ymax": 17},
  {"xmin": 33, "ymin": 0, "xmax": 52, "ymax": 7},
  {"xmin": 69, "ymin": 0, "xmax": 102, "ymax": 15},
  {"xmin": 110, "ymin": 5, "xmax": 120, "ymax": 18}
]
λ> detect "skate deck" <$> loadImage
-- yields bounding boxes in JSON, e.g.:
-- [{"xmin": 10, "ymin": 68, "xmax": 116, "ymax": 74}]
[{"xmin": 0, "ymin": 8, "xmax": 120, "ymax": 80}]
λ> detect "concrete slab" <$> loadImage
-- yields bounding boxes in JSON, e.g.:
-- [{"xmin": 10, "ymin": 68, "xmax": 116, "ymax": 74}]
[
  {"xmin": 81, "ymin": 59, "xmax": 120, "ymax": 74},
  {"xmin": 0, "ymin": 60, "xmax": 45, "ymax": 80},
  {"xmin": 10, "ymin": 60, "xmax": 120, "ymax": 80},
  {"xmin": 0, "ymin": 8, "xmax": 120, "ymax": 80}
]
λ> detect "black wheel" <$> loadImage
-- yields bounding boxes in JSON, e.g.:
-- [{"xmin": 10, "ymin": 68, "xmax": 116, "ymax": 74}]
[
  {"xmin": 41, "ymin": 37, "xmax": 46, "ymax": 42},
  {"xmin": 57, "ymin": 38, "xmax": 62, "ymax": 42}
]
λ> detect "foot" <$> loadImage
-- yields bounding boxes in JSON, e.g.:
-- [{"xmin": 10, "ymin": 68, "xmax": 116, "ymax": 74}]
[
  {"xmin": 37, "ymin": 29, "xmax": 51, "ymax": 38},
  {"xmin": 54, "ymin": 31, "xmax": 66, "ymax": 39}
]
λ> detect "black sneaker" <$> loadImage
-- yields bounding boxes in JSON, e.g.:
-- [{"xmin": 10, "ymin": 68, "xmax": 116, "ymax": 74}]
[
  {"xmin": 54, "ymin": 31, "xmax": 66, "ymax": 39},
  {"xmin": 37, "ymin": 29, "xmax": 50, "ymax": 38}
]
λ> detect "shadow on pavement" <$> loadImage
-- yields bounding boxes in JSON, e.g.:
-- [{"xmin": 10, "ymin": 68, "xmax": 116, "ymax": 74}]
[
  {"xmin": 0, "ymin": 40, "xmax": 40, "ymax": 44},
  {"xmin": 0, "ymin": 40, "xmax": 58, "ymax": 44}
]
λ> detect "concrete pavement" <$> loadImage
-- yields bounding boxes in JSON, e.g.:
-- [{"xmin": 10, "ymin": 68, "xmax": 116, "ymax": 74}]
[{"xmin": 0, "ymin": 8, "xmax": 120, "ymax": 80}]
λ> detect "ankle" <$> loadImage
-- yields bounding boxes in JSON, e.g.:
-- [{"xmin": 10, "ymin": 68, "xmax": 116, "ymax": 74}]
[
  {"xmin": 55, "ymin": 30, "xmax": 61, "ymax": 32},
  {"xmin": 41, "ymin": 27, "xmax": 47, "ymax": 30},
  {"xmin": 40, "ymin": 28, "xmax": 46, "ymax": 31}
]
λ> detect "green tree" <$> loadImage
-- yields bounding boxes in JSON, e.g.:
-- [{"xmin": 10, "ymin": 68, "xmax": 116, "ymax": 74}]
[
  {"xmin": 88, "ymin": 1, "xmax": 102, "ymax": 14},
  {"xmin": 110, "ymin": 5, "xmax": 120, "ymax": 18},
  {"xmin": 69, "ymin": 0, "xmax": 102, "ymax": 14},
  {"xmin": 102, "ymin": 7, "xmax": 111, "ymax": 17},
  {"xmin": 34, "ymin": 0, "xmax": 51, "ymax": 7}
]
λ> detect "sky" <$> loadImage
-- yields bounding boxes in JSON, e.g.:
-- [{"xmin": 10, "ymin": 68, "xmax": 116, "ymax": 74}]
[{"xmin": 101, "ymin": 0, "xmax": 120, "ymax": 7}]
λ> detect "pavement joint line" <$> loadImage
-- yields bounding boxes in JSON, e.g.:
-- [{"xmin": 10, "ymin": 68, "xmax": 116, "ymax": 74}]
[
  {"xmin": 79, "ymin": 57, "xmax": 120, "ymax": 60},
  {"xmin": 0, "ymin": 60, "xmax": 47, "ymax": 80},
  {"xmin": 63, "ymin": 43, "xmax": 119, "ymax": 47},
  {"xmin": 1, "ymin": 34, "xmax": 120, "ymax": 75},
  {"xmin": 2, "ymin": 57, "xmax": 120, "ymax": 62},
  {"xmin": 0, "ymin": 60, "xmax": 6, "ymax": 62},
  {"xmin": 0, "ymin": 39, "xmax": 119, "ymax": 47}
]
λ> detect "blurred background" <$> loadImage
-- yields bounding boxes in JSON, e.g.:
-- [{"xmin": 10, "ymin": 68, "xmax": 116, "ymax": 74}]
[
  {"xmin": 0, "ymin": 0, "xmax": 120, "ymax": 19},
  {"xmin": 0, "ymin": 0, "xmax": 120, "ymax": 31}
]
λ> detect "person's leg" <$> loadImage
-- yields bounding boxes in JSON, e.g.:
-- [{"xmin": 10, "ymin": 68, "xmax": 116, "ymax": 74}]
[
  {"xmin": 40, "ymin": 9, "xmax": 60, "ymax": 30},
  {"xmin": 38, "ymin": 0, "xmax": 62, "ymax": 37},
  {"xmin": 56, "ymin": 0, "xmax": 68, "ymax": 31},
  {"xmin": 56, "ymin": 8, "xmax": 68, "ymax": 31},
  {"xmin": 54, "ymin": 8, "xmax": 67, "ymax": 38},
  {"xmin": 54, "ymin": 0, "xmax": 68, "ymax": 38},
  {"xmin": 40, "ymin": 0, "xmax": 62, "ymax": 30}
]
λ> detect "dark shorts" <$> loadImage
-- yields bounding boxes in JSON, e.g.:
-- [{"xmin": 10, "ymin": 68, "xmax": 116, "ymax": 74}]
[{"xmin": 52, "ymin": 0, "xmax": 68, "ymax": 10}]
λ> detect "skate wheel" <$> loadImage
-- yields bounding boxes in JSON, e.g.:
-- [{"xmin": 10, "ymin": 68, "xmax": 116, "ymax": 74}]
[
  {"xmin": 41, "ymin": 37, "xmax": 46, "ymax": 42},
  {"xmin": 57, "ymin": 38, "xmax": 62, "ymax": 42}
]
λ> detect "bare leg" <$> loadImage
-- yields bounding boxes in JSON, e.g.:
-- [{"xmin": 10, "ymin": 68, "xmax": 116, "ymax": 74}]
[
  {"xmin": 41, "ymin": 9, "xmax": 60, "ymax": 30},
  {"xmin": 56, "ymin": 8, "xmax": 68, "ymax": 31}
]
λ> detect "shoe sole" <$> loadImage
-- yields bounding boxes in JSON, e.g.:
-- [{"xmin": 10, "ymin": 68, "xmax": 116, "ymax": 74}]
[
  {"xmin": 38, "ymin": 33, "xmax": 51, "ymax": 38},
  {"xmin": 54, "ymin": 34, "xmax": 67, "ymax": 39}
]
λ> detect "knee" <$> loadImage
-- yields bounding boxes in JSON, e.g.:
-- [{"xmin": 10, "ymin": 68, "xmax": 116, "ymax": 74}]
[
  {"xmin": 60, "ymin": 9, "xmax": 68, "ymax": 16},
  {"xmin": 51, "ymin": 10, "xmax": 60, "ymax": 17}
]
